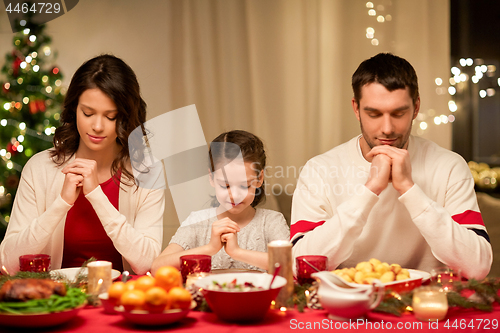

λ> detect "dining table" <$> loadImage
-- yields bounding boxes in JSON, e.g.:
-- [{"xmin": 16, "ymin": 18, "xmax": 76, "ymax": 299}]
[{"xmin": 2, "ymin": 298, "xmax": 498, "ymax": 333}]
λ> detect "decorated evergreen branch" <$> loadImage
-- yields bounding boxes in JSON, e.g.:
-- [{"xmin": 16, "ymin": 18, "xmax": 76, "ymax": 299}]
[{"xmin": 0, "ymin": 17, "xmax": 65, "ymax": 241}]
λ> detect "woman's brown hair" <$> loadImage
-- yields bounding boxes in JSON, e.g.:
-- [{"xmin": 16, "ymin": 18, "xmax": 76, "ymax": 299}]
[
  {"xmin": 51, "ymin": 54, "xmax": 146, "ymax": 186},
  {"xmin": 209, "ymin": 130, "xmax": 266, "ymax": 207}
]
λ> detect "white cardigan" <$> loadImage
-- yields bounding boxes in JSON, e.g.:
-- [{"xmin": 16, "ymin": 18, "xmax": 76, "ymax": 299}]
[{"xmin": 0, "ymin": 149, "xmax": 165, "ymax": 275}]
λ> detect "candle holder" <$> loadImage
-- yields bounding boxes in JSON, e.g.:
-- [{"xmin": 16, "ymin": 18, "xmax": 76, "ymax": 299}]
[
  {"xmin": 296, "ymin": 255, "xmax": 327, "ymax": 285},
  {"xmin": 19, "ymin": 254, "xmax": 51, "ymax": 272},
  {"xmin": 87, "ymin": 261, "xmax": 112, "ymax": 296},
  {"xmin": 412, "ymin": 286, "xmax": 448, "ymax": 321},
  {"xmin": 268, "ymin": 240, "xmax": 294, "ymax": 308},
  {"xmin": 180, "ymin": 254, "xmax": 211, "ymax": 284},
  {"xmin": 430, "ymin": 266, "xmax": 462, "ymax": 292}
]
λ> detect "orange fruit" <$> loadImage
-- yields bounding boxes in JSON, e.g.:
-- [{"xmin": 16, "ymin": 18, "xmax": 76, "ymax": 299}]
[
  {"xmin": 125, "ymin": 280, "xmax": 137, "ymax": 291},
  {"xmin": 134, "ymin": 275, "xmax": 156, "ymax": 292},
  {"xmin": 144, "ymin": 287, "xmax": 170, "ymax": 313},
  {"xmin": 154, "ymin": 266, "xmax": 182, "ymax": 292},
  {"xmin": 107, "ymin": 281, "xmax": 127, "ymax": 305},
  {"xmin": 120, "ymin": 289, "xmax": 146, "ymax": 312},
  {"xmin": 168, "ymin": 287, "xmax": 192, "ymax": 310}
]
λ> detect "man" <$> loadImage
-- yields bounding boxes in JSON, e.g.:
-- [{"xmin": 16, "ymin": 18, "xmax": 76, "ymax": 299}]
[{"xmin": 290, "ymin": 53, "xmax": 492, "ymax": 279}]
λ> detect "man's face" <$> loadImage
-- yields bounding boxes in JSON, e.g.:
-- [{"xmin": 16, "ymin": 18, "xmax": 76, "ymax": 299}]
[{"xmin": 352, "ymin": 82, "xmax": 420, "ymax": 156}]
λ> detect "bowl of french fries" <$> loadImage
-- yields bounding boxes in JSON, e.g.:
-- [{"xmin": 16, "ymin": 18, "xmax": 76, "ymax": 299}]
[{"xmin": 330, "ymin": 258, "xmax": 430, "ymax": 293}]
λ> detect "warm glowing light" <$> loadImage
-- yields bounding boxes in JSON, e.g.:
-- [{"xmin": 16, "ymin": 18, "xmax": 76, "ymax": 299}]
[
  {"xmin": 371, "ymin": 39, "xmax": 379, "ymax": 46},
  {"xmin": 368, "ymin": 9, "xmax": 376, "ymax": 16},
  {"xmin": 479, "ymin": 90, "xmax": 487, "ymax": 98},
  {"xmin": 33, "ymin": 65, "xmax": 40, "ymax": 72},
  {"xmin": 451, "ymin": 67, "xmax": 461, "ymax": 76},
  {"xmin": 19, "ymin": 122, "xmax": 26, "ymax": 130},
  {"xmin": 3, "ymin": 103, "xmax": 10, "ymax": 111},
  {"xmin": 366, "ymin": 27, "xmax": 375, "ymax": 34},
  {"xmin": 17, "ymin": 135, "xmax": 24, "ymax": 142},
  {"xmin": 366, "ymin": 2, "xmax": 374, "ymax": 9},
  {"xmin": 459, "ymin": 58, "xmax": 467, "ymax": 66},
  {"xmin": 449, "ymin": 78, "xmax": 456, "ymax": 85},
  {"xmin": 20, "ymin": 62, "xmax": 27, "ymax": 69},
  {"xmin": 280, "ymin": 307, "xmax": 287, "ymax": 312},
  {"xmin": 435, "ymin": 78, "xmax": 443, "ymax": 86},
  {"xmin": 29, "ymin": 35, "xmax": 36, "ymax": 42},
  {"xmin": 23, "ymin": 97, "xmax": 29, "ymax": 104},
  {"xmin": 440, "ymin": 115, "xmax": 449, "ymax": 124},
  {"xmin": 55, "ymin": 79, "xmax": 62, "ymax": 86},
  {"xmin": 448, "ymin": 87, "xmax": 456, "ymax": 95},
  {"xmin": 0, "ymin": 149, "xmax": 5, "ymax": 156},
  {"xmin": 25, "ymin": 55, "xmax": 32, "ymax": 63},
  {"xmin": 481, "ymin": 65, "xmax": 487, "ymax": 73},
  {"xmin": 43, "ymin": 46, "xmax": 51, "ymax": 56},
  {"xmin": 53, "ymin": 67, "xmax": 59, "ymax": 75},
  {"xmin": 17, "ymin": 78, "xmax": 23, "ymax": 84},
  {"xmin": 448, "ymin": 115, "xmax": 455, "ymax": 122},
  {"xmin": 466, "ymin": 58, "xmax": 473, "ymax": 66},
  {"xmin": 459, "ymin": 73, "xmax": 467, "ymax": 82},
  {"xmin": 448, "ymin": 101, "xmax": 457, "ymax": 112},
  {"xmin": 487, "ymin": 88, "xmax": 495, "ymax": 97},
  {"xmin": 487, "ymin": 65, "xmax": 496, "ymax": 73},
  {"xmin": 42, "ymin": 75, "xmax": 49, "ymax": 83},
  {"xmin": 472, "ymin": 76, "xmax": 479, "ymax": 84},
  {"xmin": 45, "ymin": 86, "xmax": 53, "ymax": 93},
  {"xmin": 498, "ymin": 78, "xmax": 500, "ymax": 86},
  {"xmin": 44, "ymin": 128, "xmax": 52, "ymax": 135},
  {"xmin": 420, "ymin": 122, "xmax": 428, "ymax": 130},
  {"xmin": 4, "ymin": 82, "xmax": 10, "ymax": 89},
  {"xmin": 454, "ymin": 75, "xmax": 461, "ymax": 83},
  {"xmin": 7, "ymin": 161, "xmax": 13, "ymax": 169},
  {"xmin": 434, "ymin": 117, "xmax": 441, "ymax": 125},
  {"xmin": 32, "ymin": 52, "xmax": 38, "ymax": 58},
  {"xmin": 385, "ymin": 14, "xmax": 392, "ymax": 21},
  {"xmin": 366, "ymin": 32, "xmax": 374, "ymax": 39},
  {"xmin": 23, "ymin": 28, "xmax": 30, "ymax": 35},
  {"xmin": 377, "ymin": 15, "xmax": 385, "ymax": 22}
]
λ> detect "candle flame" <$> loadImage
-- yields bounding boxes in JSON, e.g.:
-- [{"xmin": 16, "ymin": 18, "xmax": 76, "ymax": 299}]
[
  {"xmin": 280, "ymin": 307, "xmax": 287, "ymax": 312},
  {"xmin": 1, "ymin": 265, "xmax": 9, "ymax": 275},
  {"xmin": 146, "ymin": 271, "xmax": 153, "ymax": 277},
  {"xmin": 406, "ymin": 305, "xmax": 413, "ymax": 312},
  {"xmin": 271, "ymin": 300, "xmax": 275, "ymax": 306}
]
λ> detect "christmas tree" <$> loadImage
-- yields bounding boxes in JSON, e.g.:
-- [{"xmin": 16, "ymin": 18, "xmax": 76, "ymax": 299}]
[{"xmin": 0, "ymin": 18, "xmax": 64, "ymax": 241}]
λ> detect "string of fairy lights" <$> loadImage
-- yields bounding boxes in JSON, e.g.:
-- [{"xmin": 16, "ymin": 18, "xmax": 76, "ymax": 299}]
[{"xmin": 363, "ymin": 2, "xmax": 500, "ymax": 137}]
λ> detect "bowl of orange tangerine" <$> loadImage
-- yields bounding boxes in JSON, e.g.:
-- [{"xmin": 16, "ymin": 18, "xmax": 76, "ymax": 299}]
[{"xmin": 102, "ymin": 266, "xmax": 194, "ymax": 326}]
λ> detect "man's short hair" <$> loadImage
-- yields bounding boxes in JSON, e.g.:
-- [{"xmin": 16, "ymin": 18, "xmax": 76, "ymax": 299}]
[{"xmin": 352, "ymin": 53, "xmax": 419, "ymax": 106}]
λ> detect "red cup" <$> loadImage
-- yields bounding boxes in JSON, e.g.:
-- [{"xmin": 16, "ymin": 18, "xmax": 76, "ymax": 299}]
[
  {"xmin": 180, "ymin": 254, "xmax": 211, "ymax": 283},
  {"xmin": 19, "ymin": 254, "xmax": 51, "ymax": 272},
  {"xmin": 296, "ymin": 255, "xmax": 328, "ymax": 285}
]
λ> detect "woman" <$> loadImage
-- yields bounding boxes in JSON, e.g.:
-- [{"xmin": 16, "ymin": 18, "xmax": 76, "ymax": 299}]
[{"xmin": 0, "ymin": 55, "xmax": 164, "ymax": 274}]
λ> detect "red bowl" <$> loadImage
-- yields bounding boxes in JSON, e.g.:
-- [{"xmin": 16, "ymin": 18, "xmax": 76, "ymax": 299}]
[{"xmin": 194, "ymin": 273, "xmax": 287, "ymax": 322}]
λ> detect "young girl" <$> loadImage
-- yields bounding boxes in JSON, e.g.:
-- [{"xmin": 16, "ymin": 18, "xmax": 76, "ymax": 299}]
[
  {"xmin": 0, "ymin": 55, "xmax": 165, "ymax": 275},
  {"xmin": 151, "ymin": 130, "xmax": 289, "ymax": 273}
]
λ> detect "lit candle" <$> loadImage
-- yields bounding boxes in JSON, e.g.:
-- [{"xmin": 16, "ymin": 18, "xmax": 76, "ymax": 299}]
[
  {"xmin": 412, "ymin": 286, "xmax": 448, "ymax": 321},
  {"xmin": 185, "ymin": 272, "xmax": 210, "ymax": 289},
  {"xmin": 87, "ymin": 261, "xmax": 112, "ymax": 296}
]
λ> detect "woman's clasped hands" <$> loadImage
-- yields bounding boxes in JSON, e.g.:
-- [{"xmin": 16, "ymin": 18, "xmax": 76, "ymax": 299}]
[{"xmin": 60, "ymin": 158, "xmax": 100, "ymax": 205}]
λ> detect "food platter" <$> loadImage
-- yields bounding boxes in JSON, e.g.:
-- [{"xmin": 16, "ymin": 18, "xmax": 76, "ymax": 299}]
[
  {"xmin": 332, "ymin": 269, "xmax": 430, "ymax": 293},
  {"xmin": 50, "ymin": 267, "xmax": 121, "ymax": 282},
  {"xmin": 0, "ymin": 305, "xmax": 84, "ymax": 328},
  {"xmin": 115, "ymin": 301, "xmax": 195, "ymax": 326}
]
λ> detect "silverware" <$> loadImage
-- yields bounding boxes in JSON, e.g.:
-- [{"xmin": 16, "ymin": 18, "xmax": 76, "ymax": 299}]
[
  {"xmin": 122, "ymin": 271, "xmax": 130, "ymax": 282},
  {"xmin": 302, "ymin": 258, "xmax": 321, "ymax": 272}
]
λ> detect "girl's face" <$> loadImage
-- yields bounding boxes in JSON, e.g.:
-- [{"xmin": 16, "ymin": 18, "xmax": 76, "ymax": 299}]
[
  {"xmin": 76, "ymin": 88, "xmax": 119, "ymax": 156},
  {"xmin": 210, "ymin": 160, "xmax": 264, "ymax": 215}
]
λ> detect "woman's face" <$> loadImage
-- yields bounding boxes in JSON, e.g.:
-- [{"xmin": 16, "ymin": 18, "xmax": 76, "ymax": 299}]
[
  {"xmin": 76, "ymin": 88, "xmax": 119, "ymax": 156},
  {"xmin": 210, "ymin": 160, "xmax": 264, "ymax": 215}
]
